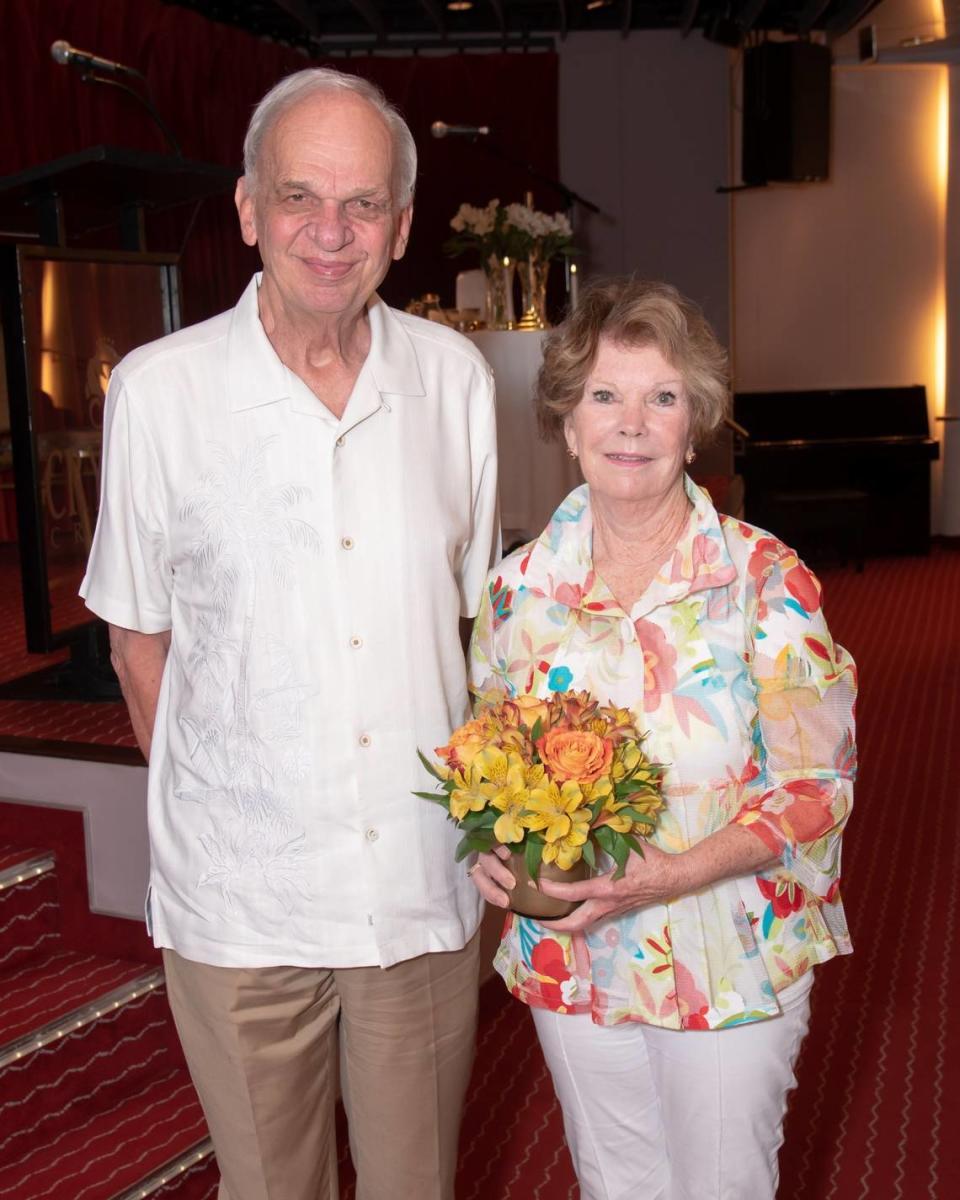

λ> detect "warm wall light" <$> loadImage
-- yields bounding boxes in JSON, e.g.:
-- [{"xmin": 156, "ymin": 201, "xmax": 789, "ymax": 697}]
[
  {"xmin": 934, "ymin": 68, "xmax": 948, "ymax": 420},
  {"xmin": 446, "ymin": 1, "xmax": 473, "ymax": 10},
  {"xmin": 586, "ymin": 0, "xmax": 612, "ymax": 9}
]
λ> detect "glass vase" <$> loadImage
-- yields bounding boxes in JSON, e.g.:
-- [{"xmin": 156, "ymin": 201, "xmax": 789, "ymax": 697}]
[
  {"xmin": 483, "ymin": 254, "xmax": 516, "ymax": 330},
  {"xmin": 516, "ymin": 254, "xmax": 551, "ymax": 331}
]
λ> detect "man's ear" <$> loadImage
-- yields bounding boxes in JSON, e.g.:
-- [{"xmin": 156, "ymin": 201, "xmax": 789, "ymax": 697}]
[
  {"xmin": 393, "ymin": 204, "xmax": 413, "ymax": 261},
  {"xmin": 235, "ymin": 177, "xmax": 259, "ymax": 249}
]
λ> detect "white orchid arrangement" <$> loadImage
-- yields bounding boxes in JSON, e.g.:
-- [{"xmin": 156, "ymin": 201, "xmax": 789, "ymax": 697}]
[
  {"xmin": 445, "ymin": 199, "xmax": 574, "ymax": 264},
  {"xmin": 503, "ymin": 203, "xmax": 574, "ymax": 262}
]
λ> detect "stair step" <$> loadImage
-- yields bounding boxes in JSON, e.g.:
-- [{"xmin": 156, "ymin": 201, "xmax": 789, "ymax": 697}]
[
  {"xmin": 0, "ymin": 950, "xmax": 161, "ymax": 1050},
  {"xmin": 0, "ymin": 1065, "xmax": 210, "ymax": 1200},
  {"xmin": 0, "ymin": 980, "xmax": 183, "ymax": 1162},
  {"xmin": 112, "ymin": 1138, "xmax": 216, "ymax": 1200},
  {"xmin": 0, "ymin": 845, "xmax": 55, "ymax": 879},
  {"xmin": 0, "ymin": 846, "xmax": 61, "ymax": 973}
]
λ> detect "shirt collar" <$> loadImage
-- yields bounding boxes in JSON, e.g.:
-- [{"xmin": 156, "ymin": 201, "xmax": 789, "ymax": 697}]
[
  {"xmin": 519, "ymin": 474, "xmax": 738, "ymax": 618},
  {"xmin": 226, "ymin": 274, "xmax": 425, "ymax": 415}
]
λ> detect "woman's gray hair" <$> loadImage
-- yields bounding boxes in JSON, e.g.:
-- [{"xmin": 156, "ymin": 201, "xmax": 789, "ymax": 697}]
[{"xmin": 242, "ymin": 68, "xmax": 418, "ymax": 207}]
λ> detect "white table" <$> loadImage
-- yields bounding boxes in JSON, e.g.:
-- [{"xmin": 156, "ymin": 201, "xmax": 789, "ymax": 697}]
[{"xmin": 467, "ymin": 330, "xmax": 582, "ymax": 545}]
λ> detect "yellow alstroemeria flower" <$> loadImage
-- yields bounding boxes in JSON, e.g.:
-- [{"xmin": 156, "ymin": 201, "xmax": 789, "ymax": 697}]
[
  {"xmin": 595, "ymin": 795, "xmax": 634, "ymax": 833},
  {"xmin": 599, "ymin": 702, "xmax": 638, "ymax": 740},
  {"xmin": 525, "ymin": 780, "xmax": 584, "ymax": 843},
  {"xmin": 522, "ymin": 762, "xmax": 546, "ymax": 789},
  {"xmin": 581, "ymin": 774, "xmax": 613, "ymax": 805},
  {"xmin": 473, "ymin": 745, "xmax": 512, "ymax": 786},
  {"xmin": 492, "ymin": 792, "xmax": 531, "ymax": 844},
  {"xmin": 612, "ymin": 742, "xmax": 642, "ymax": 781},
  {"xmin": 449, "ymin": 765, "xmax": 500, "ymax": 821},
  {"xmin": 541, "ymin": 806, "xmax": 592, "ymax": 869}
]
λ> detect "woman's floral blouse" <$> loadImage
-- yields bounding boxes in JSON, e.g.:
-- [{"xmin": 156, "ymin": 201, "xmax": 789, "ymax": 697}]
[{"xmin": 469, "ymin": 477, "xmax": 857, "ymax": 1031}]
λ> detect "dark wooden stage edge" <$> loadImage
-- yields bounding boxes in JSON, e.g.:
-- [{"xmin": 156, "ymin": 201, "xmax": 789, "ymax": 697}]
[{"xmin": 0, "ymin": 733, "xmax": 144, "ymax": 766}]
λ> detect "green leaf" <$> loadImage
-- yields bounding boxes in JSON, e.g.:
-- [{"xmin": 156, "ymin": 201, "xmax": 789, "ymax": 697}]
[
  {"xmin": 530, "ymin": 716, "xmax": 543, "ymax": 743},
  {"xmin": 524, "ymin": 837, "xmax": 544, "ymax": 884},
  {"xmin": 454, "ymin": 832, "xmax": 495, "ymax": 862},
  {"xmin": 610, "ymin": 838, "xmax": 630, "ymax": 880},
  {"xmin": 417, "ymin": 749, "xmax": 447, "ymax": 783},
  {"xmin": 594, "ymin": 825, "xmax": 616, "ymax": 856},
  {"xmin": 621, "ymin": 832, "xmax": 646, "ymax": 859},
  {"xmin": 411, "ymin": 790, "xmax": 448, "ymax": 805},
  {"xmin": 630, "ymin": 813, "xmax": 658, "ymax": 828},
  {"xmin": 582, "ymin": 839, "xmax": 596, "ymax": 870}
]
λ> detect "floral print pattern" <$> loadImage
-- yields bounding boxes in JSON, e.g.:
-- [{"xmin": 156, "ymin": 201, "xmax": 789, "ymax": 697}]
[{"xmin": 469, "ymin": 478, "xmax": 857, "ymax": 1030}]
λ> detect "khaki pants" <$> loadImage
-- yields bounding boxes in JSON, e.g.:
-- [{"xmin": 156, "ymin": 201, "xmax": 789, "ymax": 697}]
[{"xmin": 163, "ymin": 935, "xmax": 481, "ymax": 1200}]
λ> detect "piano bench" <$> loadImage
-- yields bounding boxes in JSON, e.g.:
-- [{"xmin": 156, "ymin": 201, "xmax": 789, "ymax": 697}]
[{"xmin": 764, "ymin": 487, "xmax": 870, "ymax": 572}]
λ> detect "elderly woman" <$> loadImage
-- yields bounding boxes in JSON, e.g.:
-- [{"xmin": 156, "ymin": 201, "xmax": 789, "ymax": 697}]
[{"xmin": 468, "ymin": 277, "xmax": 856, "ymax": 1200}]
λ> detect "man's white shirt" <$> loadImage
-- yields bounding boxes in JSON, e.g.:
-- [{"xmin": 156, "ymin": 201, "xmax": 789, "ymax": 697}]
[{"xmin": 81, "ymin": 275, "xmax": 500, "ymax": 968}]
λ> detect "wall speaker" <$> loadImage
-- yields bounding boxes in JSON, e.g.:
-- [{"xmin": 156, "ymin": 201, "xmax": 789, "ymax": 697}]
[{"xmin": 742, "ymin": 41, "xmax": 832, "ymax": 185}]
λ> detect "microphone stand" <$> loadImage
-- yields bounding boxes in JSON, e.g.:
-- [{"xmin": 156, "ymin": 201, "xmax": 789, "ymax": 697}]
[
  {"xmin": 461, "ymin": 134, "xmax": 601, "ymax": 298},
  {"xmin": 473, "ymin": 137, "xmax": 601, "ymax": 218},
  {"xmin": 80, "ymin": 70, "xmax": 182, "ymax": 158}
]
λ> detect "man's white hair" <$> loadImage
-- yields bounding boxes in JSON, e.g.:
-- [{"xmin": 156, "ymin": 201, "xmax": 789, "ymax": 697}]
[{"xmin": 242, "ymin": 68, "xmax": 417, "ymax": 207}]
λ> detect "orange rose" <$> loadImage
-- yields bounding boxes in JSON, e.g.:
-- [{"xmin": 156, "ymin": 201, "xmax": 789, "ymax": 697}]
[
  {"xmin": 537, "ymin": 727, "xmax": 613, "ymax": 783},
  {"xmin": 511, "ymin": 693, "xmax": 551, "ymax": 732},
  {"xmin": 436, "ymin": 718, "xmax": 490, "ymax": 771}
]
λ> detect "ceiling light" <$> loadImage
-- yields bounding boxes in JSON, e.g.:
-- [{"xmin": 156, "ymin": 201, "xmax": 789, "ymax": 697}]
[
  {"xmin": 586, "ymin": 0, "xmax": 612, "ymax": 9},
  {"xmin": 447, "ymin": 1, "xmax": 474, "ymax": 10}
]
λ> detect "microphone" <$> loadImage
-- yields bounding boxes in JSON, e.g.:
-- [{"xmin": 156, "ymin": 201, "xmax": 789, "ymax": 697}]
[
  {"xmin": 431, "ymin": 121, "xmax": 490, "ymax": 139},
  {"xmin": 50, "ymin": 39, "xmax": 140, "ymax": 78}
]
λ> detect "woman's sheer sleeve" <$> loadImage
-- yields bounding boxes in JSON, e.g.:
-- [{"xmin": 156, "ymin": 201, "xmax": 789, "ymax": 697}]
[{"xmin": 733, "ymin": 546, "xmax": 857, "ymax": 901}]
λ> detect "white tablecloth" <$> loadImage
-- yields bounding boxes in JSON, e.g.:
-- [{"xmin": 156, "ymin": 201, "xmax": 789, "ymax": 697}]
[{"xmin": 467, "ymin": 330, "xmax": 582, "ymax": 544}]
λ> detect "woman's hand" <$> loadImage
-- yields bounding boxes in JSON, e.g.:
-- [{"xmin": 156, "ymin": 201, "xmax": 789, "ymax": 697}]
[
  {"xmin": 537, "ymin": 824, "xmax": 778, "ymax": 934},
  {"xmin": 468, "ymin": 845, "xmax": 517, "ymax": 908},
  {"xmin": 536, "ymin": 842, "xmax": 686, "ymax": 933}
]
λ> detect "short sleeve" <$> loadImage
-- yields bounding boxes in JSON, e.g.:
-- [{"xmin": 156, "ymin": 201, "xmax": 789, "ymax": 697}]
[
  {"xmin": 80, "ymin": 373, "xmax": 173, "ymax": 633},
  {"xmin": 733, "ymin": 545, "xmax": 857, "ymax": 901},
  {"xmin": 456, "ymin": 366, "xmax": 501, "ymax": 618}
]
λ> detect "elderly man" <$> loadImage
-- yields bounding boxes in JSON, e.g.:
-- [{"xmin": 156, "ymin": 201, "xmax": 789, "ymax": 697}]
[{"xmin": 81, "ymin": 69, "xmax": 498, "ymax": 1200}]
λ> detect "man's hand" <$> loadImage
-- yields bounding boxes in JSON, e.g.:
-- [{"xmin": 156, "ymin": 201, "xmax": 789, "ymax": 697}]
[{"xmin": 109, "ymin": 624, "xmax": 171, "ymax": 762}]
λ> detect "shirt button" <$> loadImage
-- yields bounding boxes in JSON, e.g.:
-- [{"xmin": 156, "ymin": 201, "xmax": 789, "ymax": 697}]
[
  {"xmin": 341, "ymin": 535, "xmax": 355, "ymax": 550},
  {"xmin": 359, "ymin": 733, "xmax": 372, "ymax": 748},
  {"xmin": 365, "ymin": 827, "xmax": 379, "ymax": 842},
  {"xmin": 336, "ymin": 435, "xmax": 346, "ymax": 447},
  {"xmin": 349, "ymin": 635, "xmax": 363, "ymax": 649}
]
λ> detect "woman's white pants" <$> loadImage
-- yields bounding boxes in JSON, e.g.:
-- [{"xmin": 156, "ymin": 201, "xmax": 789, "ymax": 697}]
[{"xmin": 531, "ymin": 972, "xmax": 813, "ymax": 1200}]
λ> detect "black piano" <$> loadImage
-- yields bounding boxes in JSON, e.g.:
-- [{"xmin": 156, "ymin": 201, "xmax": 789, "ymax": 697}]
[{"xmin": 733, "ymin": 385, "xmax": 940, "ymax": 561}]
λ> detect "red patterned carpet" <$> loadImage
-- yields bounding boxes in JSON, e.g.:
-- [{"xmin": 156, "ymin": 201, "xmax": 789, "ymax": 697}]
[
  {"xmin": 0, "ymin": 545, "xmax": 138, "ymax": 750},
  {"xmin": 1, "ymin": 545, "xmax": 959, "ymax": 1197}
]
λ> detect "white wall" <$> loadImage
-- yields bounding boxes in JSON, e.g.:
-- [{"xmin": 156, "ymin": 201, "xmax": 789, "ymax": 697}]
[
  {"xmin": 731, "ymin": 64, "xmax": 943, "ymax": 402},
  {"xmin": 558, "ymin": 31, "xmax": 731, "ymax": 342},
  {"xmin": 0, "ymin": 753, "xmax": 149, "ymax": 919}
]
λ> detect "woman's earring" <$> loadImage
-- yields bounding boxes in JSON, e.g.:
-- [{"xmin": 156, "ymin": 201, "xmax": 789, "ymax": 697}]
[
  {"xmin": 685, "ymin": 448, "xmax": 696, "ymax": 465},
  {"xmin": 567, "ymin": 448, "xmax": 578, "ymax": 460}
]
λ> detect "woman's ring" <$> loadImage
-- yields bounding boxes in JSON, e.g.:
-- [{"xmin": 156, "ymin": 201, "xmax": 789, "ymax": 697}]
[{"xmin": 467, "ymin": 864, "xmax": 480, "ymax": 877}]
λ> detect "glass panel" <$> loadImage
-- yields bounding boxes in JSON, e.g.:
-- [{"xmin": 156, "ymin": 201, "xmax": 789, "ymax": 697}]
[{"xmin": 19, "ymin": 256, "xmax": 172, "ymax": 637}]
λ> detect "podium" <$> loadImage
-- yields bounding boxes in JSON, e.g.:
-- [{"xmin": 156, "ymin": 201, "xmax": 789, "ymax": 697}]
[{"xmin": 0, "ymin": 147, "xmax": 235, "ymax": 701}]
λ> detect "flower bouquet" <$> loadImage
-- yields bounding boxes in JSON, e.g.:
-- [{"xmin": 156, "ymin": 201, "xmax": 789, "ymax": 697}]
[{"xmin": 415, "ymin": 690, "xmax": 665, "ymax": 919}]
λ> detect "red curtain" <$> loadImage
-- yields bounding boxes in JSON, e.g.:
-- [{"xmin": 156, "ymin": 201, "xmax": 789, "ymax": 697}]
[{"xmin": 3, "ymin": 0, "xmax": 559, "ymax": 322}]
